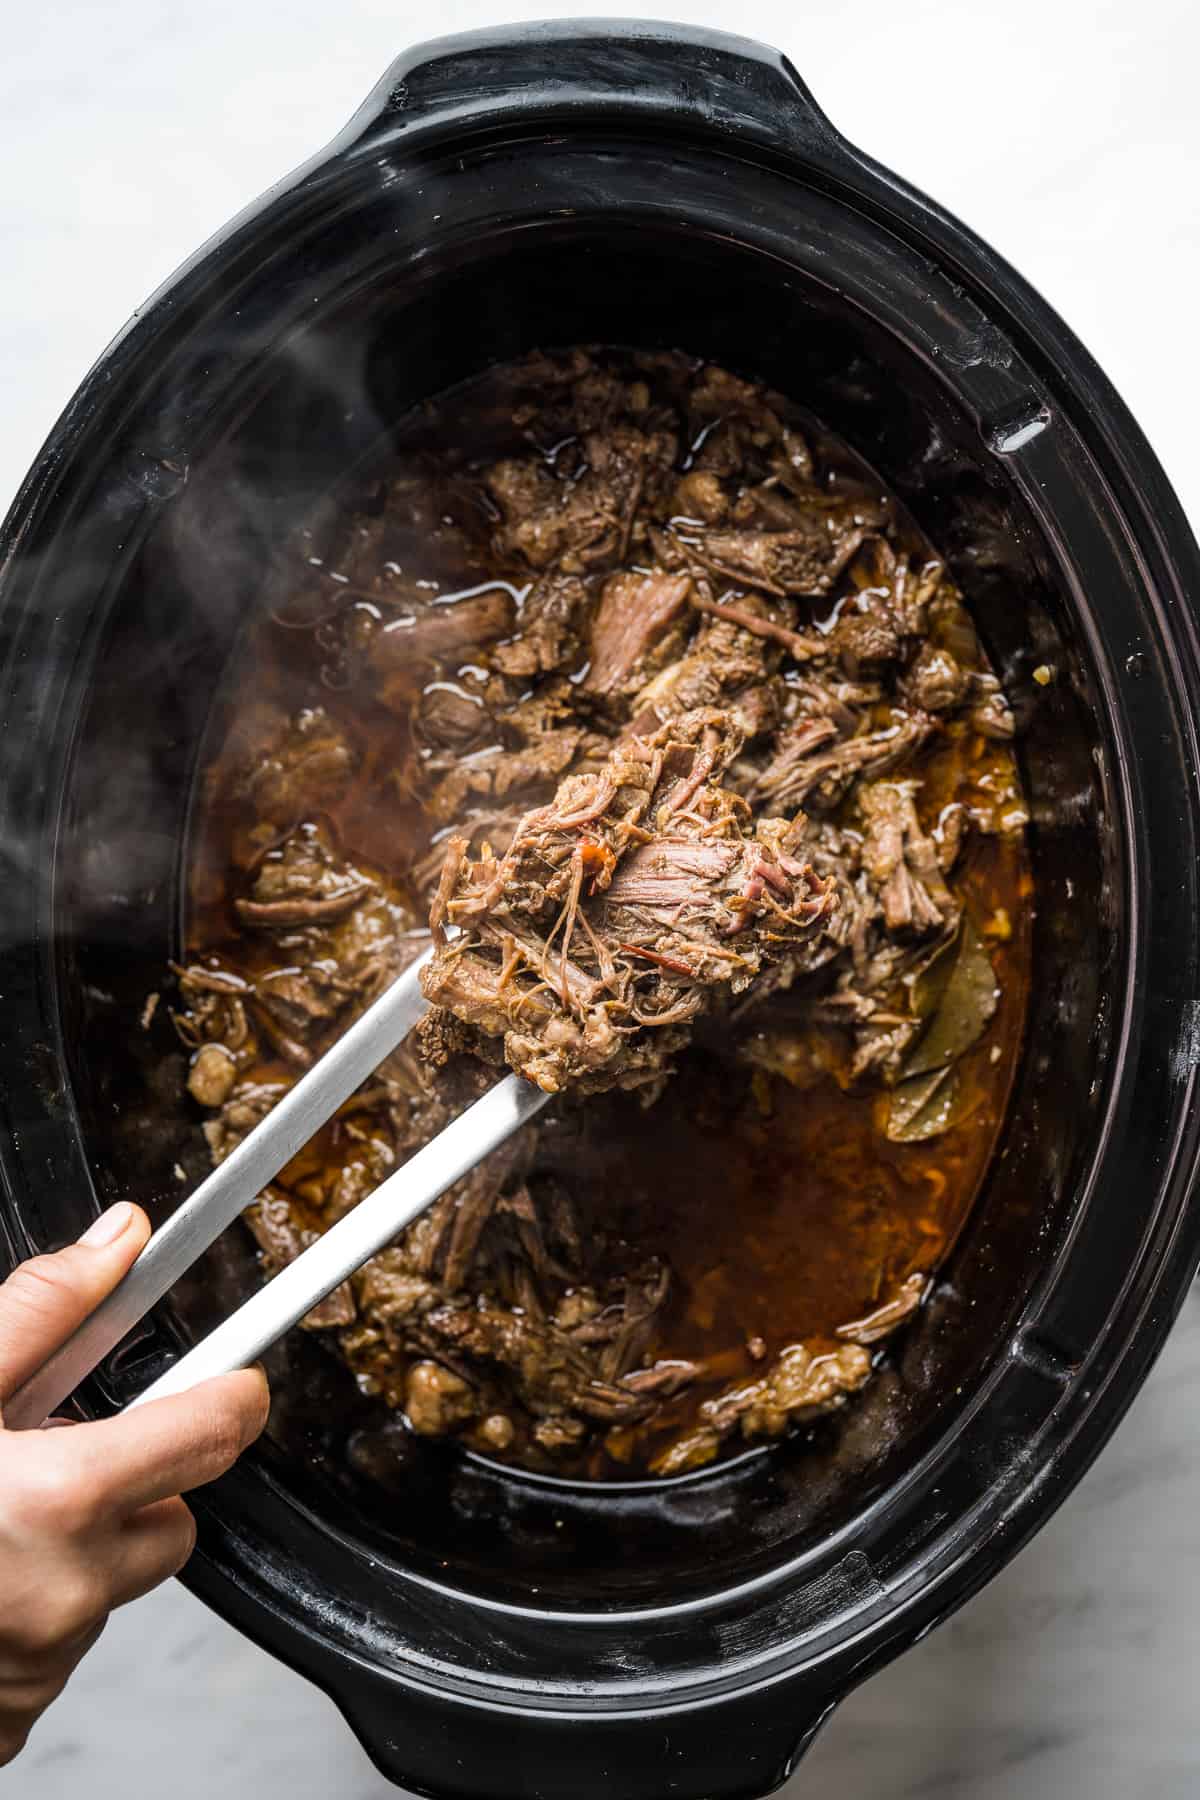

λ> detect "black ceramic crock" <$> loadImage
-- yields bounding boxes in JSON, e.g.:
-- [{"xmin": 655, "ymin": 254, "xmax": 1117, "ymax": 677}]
[{"xmin": 3, "ymin": 21, "xmax": 1200, "ymax": 1798}]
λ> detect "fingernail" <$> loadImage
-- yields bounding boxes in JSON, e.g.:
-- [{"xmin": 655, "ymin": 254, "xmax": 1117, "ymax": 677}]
[{"xmin": 80, "ymin": 1203, "xmax": 135, "ymax": 1248}]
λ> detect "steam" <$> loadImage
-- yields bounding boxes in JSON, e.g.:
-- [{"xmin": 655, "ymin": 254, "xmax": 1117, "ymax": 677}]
[{"xmin": 0, "ymin": 314, "xmax": 404, "ymax": 962}]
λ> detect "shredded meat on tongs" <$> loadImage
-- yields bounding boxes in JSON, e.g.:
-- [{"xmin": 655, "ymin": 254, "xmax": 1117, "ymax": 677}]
[{"xmin": 419, "ymin": 707, "xmax": 837, "ymax": 1098}]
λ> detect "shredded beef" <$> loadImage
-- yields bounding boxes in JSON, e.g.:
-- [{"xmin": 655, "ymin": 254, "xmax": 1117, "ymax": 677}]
[{"xmin": 174, "ymin": 347, "xmax": 1025, "ymax": 1479}]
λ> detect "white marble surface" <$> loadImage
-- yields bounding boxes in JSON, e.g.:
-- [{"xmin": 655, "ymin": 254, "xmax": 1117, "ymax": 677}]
[{"xmin": 5, "ymin": 2, "xmax": 1200, "ymax": 1795}]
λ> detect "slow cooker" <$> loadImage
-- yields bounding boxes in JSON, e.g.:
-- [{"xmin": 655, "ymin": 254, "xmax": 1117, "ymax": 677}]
[{"xmin": 2, "ymin": 22, "xmax": 1200, "ymax": 1798}]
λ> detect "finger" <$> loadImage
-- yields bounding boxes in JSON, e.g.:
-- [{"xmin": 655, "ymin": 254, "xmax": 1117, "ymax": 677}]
[
  {"xmin": 105, "ymin": 1498, "xmax": 197, "ymax": 1609},
  {"xmin": 55, "ymin": 1369, "xmax": 269, "ymax": 1513},
  {"xmin": 0, "ymin": 1206, "xmax": 151, "ymax": 1404}
]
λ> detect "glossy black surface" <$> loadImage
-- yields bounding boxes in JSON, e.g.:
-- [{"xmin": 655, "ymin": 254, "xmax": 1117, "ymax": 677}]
[{"xmin": 2, "ymin": 22, "xmax": 1200, "ymax": 1799}]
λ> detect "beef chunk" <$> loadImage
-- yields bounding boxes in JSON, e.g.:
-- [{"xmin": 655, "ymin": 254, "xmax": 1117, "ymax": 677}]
[
  {"xmin": 255, "ymin": 965, "xmax": 349, "ymax": 1034},
  {"xmin": 235, "ymin": 825, "xmax": 373, "ymax": 927},
  {"xmin": 630, "ymin": 599, "xmax": 781, "ymax": 728},
  {"xmin": 420, "ymin": 677, "xmax": 610, "ymax": 824},
  {"xmin": 829, "ymin": 599, "xmax": 903, "ymax": 676},
  {"xmin": 485, "ymin": 422, "xmax": 676, "ymax": 575},
  {"xmin": 650, "ymin": 1340, "xmax": 871, "ymax": 1474},
  {"xmin": 858, "ymin": 781, "xmax": 958, "ymax": 935},
  {"xmin": 236, "ymin": 707, "xmax": 356, "ymax": 824},
  {"xmin": 967, "ymin": 672, "xmax": 1017, "ymax": 739},
  {"xmin": 181, "ymin": 827, "xmax": 417, "ymax": 1076},
  {"xmin": 425, "ymin": 727, "xmax": 593, "ymax": 824},
  {"xmin": 187, "ymin": 1042, "xmax": 237, "ymax": 1108},
  {"xmin": 748, "ymin": 712, "xmax": 936, "ymax": 813},
  {"xmin": 244, "ymin": 1187, "xmax": 356, "ymax": 1329},
  {"xmin": 705, "ymin": 1340, "xmax": 871, "ymax": 1436},
  {"xmin": 683, "ymin": 592, "xmax": 826, "ymax": 663},
  {"xmin": 414, "ymin": 681, "xmax": 494, "ymax": 754},
  {"xmin": 236, "ymin": 828, "xmax": 410, "ymax": 1001},
  {"xmin": 367, "ymin": 589, "xmax": 516, "ymax": 713},
  {"xmin": 583, "ymin": 569, "xmax": 692, "ymax": 697},
  {"xmin": 851, "ymin": 541, "xmax": 945, "ymax": 639},
  {"xmin": 172, "ymin": 964, "xmax": 251, "ymax": 1053},
  {"xmin": 404, "ymin": 1361, "xmax": 478, "ymax": 1435},
  {"xmin": 415, "ymin": 1296, "xmax": 668, "ymax": 1429},
  {"xmin": 673, "ymin": 469, "xmax": 729, "ymax": 524},
  {"xmin": 203, "ymin": 1080, "xmax": 290, "ymax": 1164},
  {"xmin": 492, "ymin": 571, "xmax": 594, "ymax": 678},
  {"xmin": 903, "ymin": 641, "xmax": 970, "ymax": 713},
  {"xmin": 688, "ymin": 518, "xmax": 872, "ymax": 598}
]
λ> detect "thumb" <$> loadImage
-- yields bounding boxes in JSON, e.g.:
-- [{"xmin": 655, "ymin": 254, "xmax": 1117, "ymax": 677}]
[{"xmin": 0, "ymin": 1204, "xmax": 152, "ymax": 1407}]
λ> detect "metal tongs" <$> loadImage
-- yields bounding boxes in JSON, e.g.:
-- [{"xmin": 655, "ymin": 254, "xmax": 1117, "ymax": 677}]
[{"xmin": 5, "ymin": 948, "xmax": 549, "ymax": 1430}]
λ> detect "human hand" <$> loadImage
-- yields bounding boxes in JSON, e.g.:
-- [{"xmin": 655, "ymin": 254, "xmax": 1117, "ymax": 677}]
[{"xmin": 0, "ymin": 1202, "xmax": 269, "ymax": 1765}]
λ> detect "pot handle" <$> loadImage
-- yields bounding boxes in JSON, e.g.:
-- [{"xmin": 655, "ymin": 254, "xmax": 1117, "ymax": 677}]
[
  {"xmin": 335, "ymin": 21, "xmax": 851, "ymax": 170},
  {"xmin": 331, "ymin": 1668, "xmax": 839, "ymax": 1800}
]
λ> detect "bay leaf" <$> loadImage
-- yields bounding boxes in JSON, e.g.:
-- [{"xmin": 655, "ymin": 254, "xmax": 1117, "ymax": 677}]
[
  {"xmin": 901, "ymin": 913, "xmax": 998, "ymax": 1079},
  {"xmin": 886, "ymin": 1064, "xmax": 951, "ymax": 1138},
  {"xmin": 886, "ymin": 1062, "xmax": 972, "ymax": 1143},
  {"xmin": 907, "ymin": 932, "xmax": 957, "ymax": 1024}
]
